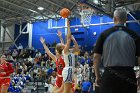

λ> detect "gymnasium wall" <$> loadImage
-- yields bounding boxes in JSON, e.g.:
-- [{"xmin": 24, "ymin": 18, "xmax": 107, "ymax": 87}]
[
  {"xmin": 16, "ymin": 11, "xmax": 140, "ymax": 50},
  {"xmin": 32, "ymin": 15, "xmax": 140, "ymax": 50},
  {"xmin": 14, "ymin": 23, "xmax": 29, "ymax": 48},
  {"xmin": 1, "ymin": 24, "xmax": 15, "ymax": 50},
  {"xmin": 32, "ymin": 15, "xmax": 114, "ymax": 50},
  {"xmin": 32, "ymin": 19, "xmax": 65, "ymax": 49},
  {"xmin": 127, "ymin": 11, "xmax": 140, "ymax": 35},
  {"xmin": 4, "ymin": 24, "xmax": 15, "ymax": 50}
]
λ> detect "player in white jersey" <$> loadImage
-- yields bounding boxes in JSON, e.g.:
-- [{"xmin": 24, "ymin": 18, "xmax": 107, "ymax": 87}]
[
  {"xmin": 55, "ymin": 19, "xmax": 79, "ymax": 93},
  {"xmin": 62, "ymin": 48, "xmax": 75, "ymax": 83}
]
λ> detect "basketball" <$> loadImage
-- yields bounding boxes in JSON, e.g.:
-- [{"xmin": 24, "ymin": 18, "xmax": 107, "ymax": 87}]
[{"xmin": 60, "ymin": 8, "xmax": 70, "ymax": 18}]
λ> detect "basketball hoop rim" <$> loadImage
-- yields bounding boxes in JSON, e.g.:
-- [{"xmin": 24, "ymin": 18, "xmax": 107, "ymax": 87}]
[
  {"xmin": 78, "ymin": 3, "xmax": 86, "ymax": 6},
  {"xmin": 81, "ymin": 8, "xmax": 93, "ymax": 11},
  {"xmin": 78, "ymin": 3, "xmax": 93, "ymax": 27}
]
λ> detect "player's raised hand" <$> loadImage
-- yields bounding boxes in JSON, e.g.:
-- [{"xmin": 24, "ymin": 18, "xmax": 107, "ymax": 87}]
[
  {"xmin": 57, "ymin": 30, "xmax": 62, "ymax": 37},
  {"xmin": 71, "ymin": 35, "xmax": 75, "ymax": 40},
  {"xmin": 40, "ymin": 37, "xmax": 45, "ymax": 44}
]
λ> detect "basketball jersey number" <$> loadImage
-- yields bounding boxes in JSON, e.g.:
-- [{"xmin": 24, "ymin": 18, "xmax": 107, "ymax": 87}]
[
  {"xmin": 68, "ymin": 54, "xmax": 72, "ymax": 66},
  {"xmin": 58, "ymin": 64, "xmax": 63, "ymax": 70}
]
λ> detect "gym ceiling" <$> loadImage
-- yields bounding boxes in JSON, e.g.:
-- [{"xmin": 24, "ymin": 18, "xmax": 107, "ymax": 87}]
[{"xmin": 0, "ymin": 0, "xmax": 139, "ymax": 25}]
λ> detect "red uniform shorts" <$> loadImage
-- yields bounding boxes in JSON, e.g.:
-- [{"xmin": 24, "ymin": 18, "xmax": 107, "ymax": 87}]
[
  {"xmin": 0, "ymin": 78, "xmax": 10, "ymax": 87},
  {"xmin": 55, "ymin": 76, "xmax": 63, "ymax": 87},
  {"xmin": 72, "ymin": 81, "xmax": 75, "ymax": 92}
]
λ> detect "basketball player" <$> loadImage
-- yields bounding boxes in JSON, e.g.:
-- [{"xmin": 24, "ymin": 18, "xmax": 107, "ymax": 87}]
[
  {"xmin": 56, "ymin": 31, "xmax": 78, "ymax": 93},
  {"xmin": 0, "ymin": 54, "xmax": 14, "ymax": 93},
  {"xmin": 40, "ymin": 34, "xmax": 65, "ymax": 93},
  {"xmin": 55, "ymin": 19, "xmax": 79, "ymax": 93},
  {"xmin": 57, "ymin": 30, "xmax": 64, "ymax": 44}
]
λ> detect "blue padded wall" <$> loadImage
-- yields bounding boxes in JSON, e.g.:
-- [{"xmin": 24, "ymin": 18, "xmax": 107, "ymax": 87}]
[
  {"xmin": 127, "ymin": 12, "xmax": 140, "ymax": 36},
  {"xmin": 32, "ymin": 16, "xmax": 113, "ymax": 50},
  {"xmin": 13, "ymin": 10, "xmax": 140, "ymax": 52},
  {"xmin": 88, "ymin": 15, "xmax": 113, "ymax": 47},
  {"xmin": 32, "ymin": 19, "xmax": 65, "ymax": 49},
  {"xmin": 31, "ymin": 11, "xmax": 140, "ymax": 50}
]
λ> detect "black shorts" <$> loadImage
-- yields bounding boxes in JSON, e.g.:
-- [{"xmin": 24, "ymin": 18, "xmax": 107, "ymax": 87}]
[
  {"xmin": 45, "ymin": 87, "xmax": 48, "ymax": 92},
  {"xmin": 100, "ymin": 67, "xmax": 137, "ymax": 93},
  {"xmin": 82, "ymin": 91, "xmax": 89, "ymax": 93}
]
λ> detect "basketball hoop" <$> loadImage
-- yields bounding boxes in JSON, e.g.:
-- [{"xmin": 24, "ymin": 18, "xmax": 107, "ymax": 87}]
[{"xmin": 78, "ymin": 4, "xmax": 94, "ymax": 27}]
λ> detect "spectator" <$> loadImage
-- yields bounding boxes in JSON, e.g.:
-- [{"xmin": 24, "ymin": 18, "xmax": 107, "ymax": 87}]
[
  {"xmin": 47, "ymin": 64, "xmax": 54, "ymax": 76},
  {"xmin": 44, "ymin": 80, "xmax": 49, "ymax": 93},
  {"xmin": 17, "ymin": 43, "xmax": 23, "ymax": 50},
  {"xmin": 12, "ymin": 49, "xmax": 18, "ymax": 60},
  {"xmin": 82, "ymin": 77, "xmax": 92, "ymax": 93},
  {"xmin": 51, "ymin": 40, "xmax": 57, "ymax": 48},
  {"xmin": 17, "ymin": 43, "xmax": 23, "ymax": 54}
]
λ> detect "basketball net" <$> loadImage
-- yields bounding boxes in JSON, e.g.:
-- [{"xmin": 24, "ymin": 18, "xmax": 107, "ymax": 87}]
[{"xmin": 78, "ymin": 4, "xmax": 94, "ymax": 27}]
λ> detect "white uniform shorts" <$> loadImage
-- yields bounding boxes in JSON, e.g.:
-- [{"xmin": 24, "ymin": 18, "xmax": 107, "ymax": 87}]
[{"xmin": 62, "ymin": 67, "xmax": 74, "ymax": 83}]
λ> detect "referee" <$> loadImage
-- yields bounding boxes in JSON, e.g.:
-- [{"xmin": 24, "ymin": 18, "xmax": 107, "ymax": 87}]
[{"xmin": 93, "ymin": 8, "xmax": 140, "ymax": 93}]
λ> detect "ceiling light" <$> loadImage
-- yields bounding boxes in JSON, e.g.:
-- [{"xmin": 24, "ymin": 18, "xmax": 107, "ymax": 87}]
[
  {"xmin": 38, "ymin": 7, "xmax": 44, "ymax": 10},
  {"xmin": 28, "ymin": 9, "xmax": 38, "ymax": 13}
]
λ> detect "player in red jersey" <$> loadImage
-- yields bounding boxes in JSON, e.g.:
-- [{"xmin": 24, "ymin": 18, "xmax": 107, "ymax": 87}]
[
  {"xmin": 55, "ymin": 56, "xmax": 65, "ymax": 87},
  {"xmin": 0, "ymin": 54, "xmax": 14, "ymax": 93},
  {"xmin": 40, "ymin": 31, "xmax": 65, "ymax": 93}
]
